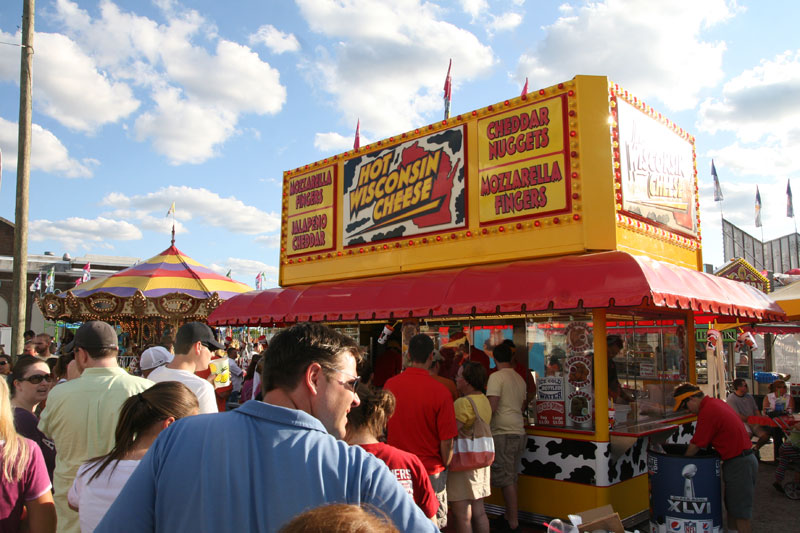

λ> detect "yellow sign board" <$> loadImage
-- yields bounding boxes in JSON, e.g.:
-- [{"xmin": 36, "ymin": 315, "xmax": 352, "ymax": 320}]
[
  {"xmin": 279, "ymin": 75, "xmax": 701, "ymax": 286},
  {"xmin": 285, "ymin": 165, "xmax": 336, "ymax": 256},
  {"xmin": 477, "ymin": 96, "xmax": 569, "ymax": 224}
]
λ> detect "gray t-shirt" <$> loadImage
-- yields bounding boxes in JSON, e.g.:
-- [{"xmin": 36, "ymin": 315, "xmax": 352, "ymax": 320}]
[{"xmin": 725, "ymin": 392, "xmax": 760, "ymax": 419}]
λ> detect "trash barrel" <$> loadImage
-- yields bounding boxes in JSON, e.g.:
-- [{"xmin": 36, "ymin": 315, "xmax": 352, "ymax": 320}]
[{"xmin": 648, "ymin": 444, "xmax": 722, "ymax": 533}]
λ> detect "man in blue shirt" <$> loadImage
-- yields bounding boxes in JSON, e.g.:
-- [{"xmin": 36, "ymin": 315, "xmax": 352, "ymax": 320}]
[{"xmin": 96, "ymin": 323, "xmax": 436, "ymax": 532}]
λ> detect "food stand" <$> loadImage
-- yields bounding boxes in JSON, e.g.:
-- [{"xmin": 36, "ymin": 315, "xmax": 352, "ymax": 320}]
[{"xmin": 208, "ymin": 75, "xmax": 784, "ymax": 525}]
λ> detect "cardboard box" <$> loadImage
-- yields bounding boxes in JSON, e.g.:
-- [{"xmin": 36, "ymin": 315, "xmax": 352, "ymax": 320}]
[{"xmin": 574, "ymin": 505, "xmax": 624, "ymax": 533}]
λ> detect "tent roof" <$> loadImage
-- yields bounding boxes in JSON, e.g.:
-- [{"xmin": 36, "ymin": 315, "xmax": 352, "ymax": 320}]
[
  {"xmin": 68, "ymin": 245, "xmax": 251, "ymax": 300},
  {"xmin": 208, "ymin": 251, "xmax": 784, "ymax": 326}
]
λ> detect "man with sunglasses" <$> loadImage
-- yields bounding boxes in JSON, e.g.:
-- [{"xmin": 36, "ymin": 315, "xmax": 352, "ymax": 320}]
[
  {"xmin": 673, "ymin": 383, "xmax": 757, "ymax": 533},
  {"xmin": 148, "ymin": 321, "xmax": 224, "ymax": 414},
  {"xmin": 38, "ymin": 321, "xmax": 152, "ymax": 533},
  {"xmin": 97, "ymin": 322, "xmax": 436, "ymax": 533}
]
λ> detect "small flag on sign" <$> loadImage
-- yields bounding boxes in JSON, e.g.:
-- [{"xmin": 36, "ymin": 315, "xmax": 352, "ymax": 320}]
[
  {"xmin": 711, "ymin": 160, "xmax": 723, "ymax": 202},
  {"xmin": 82, "ymin": 263, "xmax": 91, "ymax": 283},
  {"xmin": 755, "ymin": 186, "xmax": 762, "ymax": 228},
  {"xmin": 29, "ymin": 271, "xmax": 41, "ymax": 292},
  {"xmin": 443, "ymin": 59, "xmax": 452, "ymax": 120},
  {"xmin": 521, "ymin": 77, "xmax": 528, "ymax": 98},
  {"xmin": 256, "ymin": 271, "xmax": 263, "ymax": 290},
  {"xmin": 788, "ymin": 180, "xmax": 794, "ymax": 218},
  {"xmin": 166, "ymin": 202, "xmax": 175, "ymax": 217},
  {"xmin": 45, "ymin": 266, "xmax": 55, "ymax": 294},
  {"xmin": 225, "ymin": 269, "xmax": 232, "ymax": 278},
  {"xmin": 354, "ymin": 119, "xmax": 360, "ymax": 151}
]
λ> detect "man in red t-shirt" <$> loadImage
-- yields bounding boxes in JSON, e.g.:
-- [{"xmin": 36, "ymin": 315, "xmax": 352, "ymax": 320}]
[
  {"xmin": 674, "ymin": 383, "xmax": 757, "ymax": 533},
  {"xmin": 385, "ymin": 334, "xmax": 457, "ymax": 530}
]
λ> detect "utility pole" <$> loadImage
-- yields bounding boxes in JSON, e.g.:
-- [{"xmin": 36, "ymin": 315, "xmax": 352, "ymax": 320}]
[{"xmin": 10, "ymin": 0, "xmax": 34, "ymax": 356}]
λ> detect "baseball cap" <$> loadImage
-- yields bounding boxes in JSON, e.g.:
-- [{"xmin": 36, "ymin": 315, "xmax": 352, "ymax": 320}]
[
  {"xmin": 140, "ymin": 346, "xmax": 174, "ymax": 371},
  {"xmin": 176, "ymin": 322, "xmax": 224, "ymax": 351},
  {"xmin": 257, "ymin": 335, "xmax": 268, "ymax": 345},
  {"xmin": 65, "ymin": 321, "xmax": 119, "ymax": 353}
]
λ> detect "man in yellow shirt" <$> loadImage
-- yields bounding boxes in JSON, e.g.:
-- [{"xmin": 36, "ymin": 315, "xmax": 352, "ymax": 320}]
[{"xmin": 39, "ymin": 321, "xmax": 152, "ymax": 533}]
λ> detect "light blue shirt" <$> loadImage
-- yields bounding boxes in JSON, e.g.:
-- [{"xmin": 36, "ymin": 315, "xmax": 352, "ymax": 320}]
[{"xmin": 96, "ymin": 401, "xmax": 437, "ymax": 532}]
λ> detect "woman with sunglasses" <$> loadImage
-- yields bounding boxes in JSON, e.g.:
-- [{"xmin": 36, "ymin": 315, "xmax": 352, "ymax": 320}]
[
  {"xmin": 0, "ymin": 376, "xmax": 56, "ymax": 531},
  {"xmin": 9, "ymin": 355, "xmax": 57, "ymax": 482},
  {"xmin": 0, "ymin": 354, "xmax": 12, "ymax": 375}
]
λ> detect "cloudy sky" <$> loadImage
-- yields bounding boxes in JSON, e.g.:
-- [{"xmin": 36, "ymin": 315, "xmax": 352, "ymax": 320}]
[{"xmin": 0, "ymin": 0, "xmax": 798, "ymax": 288}]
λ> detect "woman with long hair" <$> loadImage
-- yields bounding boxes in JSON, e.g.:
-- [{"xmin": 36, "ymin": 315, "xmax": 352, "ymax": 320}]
[
  {"xmin": 9, "ymin": 356, "xmax": 57, "ymax": 482},
  {"xmin": 68, "ymin": 381, "xmax": 199, "ymax": 532},
  {"xmin": 240, "ymin": 353, "xmax": 262, "ymax": 403},
  {"xmin": 448, "ymin": 361, "xmax": 492, "ymax": 533},
  {"xmin": 345, "ymin": 383, "xmax": 437, "ymax": 522},
  {"xmin": 0, "ymin": 376, "xmax": 56, "ymax": 531}
]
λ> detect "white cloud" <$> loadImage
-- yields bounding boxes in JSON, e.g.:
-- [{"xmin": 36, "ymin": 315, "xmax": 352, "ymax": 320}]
[
  {"xmin": 249, "ymin": 24, "xmax": 301, "ymax": 54},
  {"xmin": 314, "ymin": 131, "xmax": 368, "ymax": 153},
  {"xmin": 134, "ymin": 86, "xmax": 237, "ymax": 165},
  {"xmin": 295, "ymin": 0, "xmax": 495, "ymax": 139},
  {"xmin": 516, "ymin": 0, "xmax": 736, "ymax": 111},
  {"xmin": 49, "ymin": 0, "xmax": 287, "ymax": 164},
  {"xmin": 253, "ymin": 234, "xmax": 280, "ymax": 248},
  {"xmin": 488, "ymin": 12, "xmax": 523, "ymax": 34},
  {"xmin": 460, "ymin": 0, "xmax": 489, "ymax": 20},
  {"xmin": 100, "ymin": 185, "xmax": 280, "ymax": 235},
  {"xmin": 0, "ymin": 29, "xmax": 140, "ymax": 132},
  {"xmin": 210, "ymin": 258, "xmax": 278, "ymax": 286},
  {"xmin": 30, "ymin": 217, "xmax": 142, "ymax": 250},
  {"xmin": 0, "ymin": 117, "xmax": 95, "ymax": 178},
  {"xmin": 698, "ymin": 51, "xmax": 800, "ymax": 143}
]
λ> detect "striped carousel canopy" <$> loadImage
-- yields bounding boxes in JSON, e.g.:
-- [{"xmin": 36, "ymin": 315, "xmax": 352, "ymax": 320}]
[{"xmin": 68, "ymin": 245, "xmax": 252, "ymax": 300}]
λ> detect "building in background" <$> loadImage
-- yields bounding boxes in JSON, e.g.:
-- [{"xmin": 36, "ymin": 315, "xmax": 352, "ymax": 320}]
[{"xmin": 0, "ymin": 217, "xmax": 139, "ymax": 335}]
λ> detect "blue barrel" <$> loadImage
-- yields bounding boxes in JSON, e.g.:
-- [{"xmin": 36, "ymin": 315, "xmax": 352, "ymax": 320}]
[{"xmin": 648, "ymin": 444, "xmax": 722, "ymax": 533}]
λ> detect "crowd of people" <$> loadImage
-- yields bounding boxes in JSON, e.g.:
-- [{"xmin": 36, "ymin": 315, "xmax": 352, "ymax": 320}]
[{"xmin": 0, "ymin": 319, "xmax": 542, "ymax": 532}]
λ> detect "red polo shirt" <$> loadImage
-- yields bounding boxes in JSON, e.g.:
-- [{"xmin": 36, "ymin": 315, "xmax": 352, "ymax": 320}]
[
  {"xmin": 691, "ymin": 396, "xmax": 751, "ymax": 460},
  {"xmin": 384, "ymin": 367, "xmax": 458, "ymax": 475}
]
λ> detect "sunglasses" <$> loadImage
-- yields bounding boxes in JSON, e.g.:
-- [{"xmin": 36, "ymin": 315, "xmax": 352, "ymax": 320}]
[
  {"xmin": 19, "ymin": 374, "xmax": 55, "ymax": 385},
  {"xmin": 321, "ymin": 365, "xmax": 360, "ymax": 393},
  {"xmin": 0, "ymin": 361, "xmax": 8, "ymax": 366}
]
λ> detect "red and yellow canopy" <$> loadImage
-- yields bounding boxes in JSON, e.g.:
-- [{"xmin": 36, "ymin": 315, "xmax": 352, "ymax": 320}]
[{"xmin": 70, "ymin": 245, "xmax": 251, "ymax": 300}]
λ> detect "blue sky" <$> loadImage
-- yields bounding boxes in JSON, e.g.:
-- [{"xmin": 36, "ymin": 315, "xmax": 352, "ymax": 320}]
[{"xmin": 0, "ymin": 0, "xmax": 799, "ymax": 288}]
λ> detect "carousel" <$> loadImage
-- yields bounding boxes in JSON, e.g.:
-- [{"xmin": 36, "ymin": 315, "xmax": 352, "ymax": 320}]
[{"xmin": 38, "ymin": 243, "xmax": 252, "ymax": 352}]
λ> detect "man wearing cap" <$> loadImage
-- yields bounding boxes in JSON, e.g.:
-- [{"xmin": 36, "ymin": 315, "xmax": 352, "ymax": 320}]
[
  {"xmin": 148, "ymin": 321, "xmax": 223, "ymax": 414},
  {"xmin": 139, "ymin": 346, "xmax": 174, "ymax": 379},
  {"xmin": 96, "ymin": 322, "xmax": 437, "ymax": 532},
  {"xmin": 673, "ymin": 383, "xmax": 758, "ymax": 533},
  {"xmin": 38, "ymin": 320, "xmax": 152, "ymax": 533}
]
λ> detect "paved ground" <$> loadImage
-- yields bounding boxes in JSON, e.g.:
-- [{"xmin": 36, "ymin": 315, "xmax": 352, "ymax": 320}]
[{"xmin": 473, "ymin": 445, "xmax": 800, "ymax": 532}]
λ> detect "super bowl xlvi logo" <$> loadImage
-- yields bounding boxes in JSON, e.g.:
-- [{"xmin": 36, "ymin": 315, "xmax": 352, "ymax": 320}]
[{"xmin": 667, "ymin": 464, "xmax": 711, "ymax": 515}]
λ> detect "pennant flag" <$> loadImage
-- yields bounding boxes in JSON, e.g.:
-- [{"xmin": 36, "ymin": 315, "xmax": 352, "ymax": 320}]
[
  {"xmin": 255, "ymin": 271, "xmax": 263, "ymax": 290},
  {"xmin": 521, "ymin": 77, "xmax": 528, "ymax": 97},
  {"xmin": 82, "ymin": 263, "xmax": 91, "ymax": 283},
  {"xmin": 225, "ymin": 269, "xmax": 232, "ymax": 278},
  {"xmin": 29, "ymin": 271, "xmax": 41, "ymax": 292},
  {"xmin": 711, "ymin": 160, "xmax": 723, "ymax": 202},
  {"xmin": 45, "ymin": 266, "xmax": 55, "ymax": 294},
  {"xmin": 788, "ymin": 179, "xmax": 794, "ymax": 218},
  {"xmin": 755, "ymin": 186, "xmax": 762, "ymax": 228},
  {"xmin": 443, "ymin": 59, "xmax": 452, "ymax": 119},
  {"xmin": 166, "ymin": 202, "xmax": 175, "ymax": 217},
  {"xmin": 354, "ymin": 119, "xmax": 360, "ymax": 150}
]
